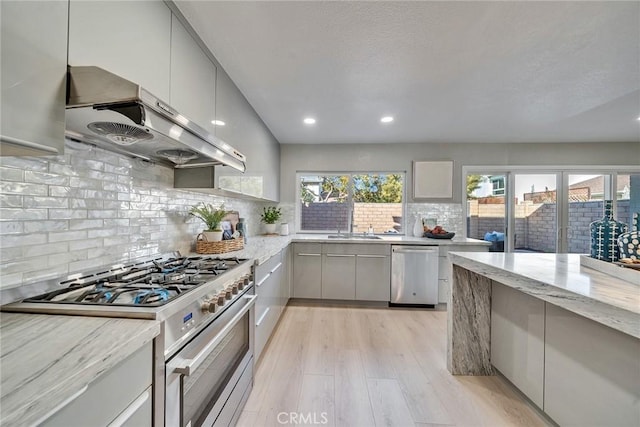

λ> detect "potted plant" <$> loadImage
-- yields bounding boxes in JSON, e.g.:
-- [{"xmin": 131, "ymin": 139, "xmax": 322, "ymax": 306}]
[
  {"xmin": 189, "ymin": 203, "xmax": 229, "ymax": 241},
  {"xmin": 261, "ymin": 206, "xmax": 282, "ymax": 234}
]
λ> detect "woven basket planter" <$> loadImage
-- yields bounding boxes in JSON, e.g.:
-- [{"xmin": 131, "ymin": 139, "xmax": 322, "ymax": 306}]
[{"xmin": 195, "ymin": 234, "xmax": 244, "ymax": 254}]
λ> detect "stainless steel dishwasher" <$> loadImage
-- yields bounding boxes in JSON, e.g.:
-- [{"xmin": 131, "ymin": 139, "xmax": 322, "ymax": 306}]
[{"xmin": 391, "ymin": 245, "xmax": 439, "ymax": 306}]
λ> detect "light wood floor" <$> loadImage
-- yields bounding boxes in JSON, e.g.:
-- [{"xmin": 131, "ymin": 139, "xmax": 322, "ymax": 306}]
[{"xmin": 238, "ymin": 303, "xmax": 550, "ymax": 427}]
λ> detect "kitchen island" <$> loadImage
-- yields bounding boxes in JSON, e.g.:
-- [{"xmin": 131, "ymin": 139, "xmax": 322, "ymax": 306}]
[{"xmin": 447, "ymin": 252, "xmax": 639, "ymax": 426}]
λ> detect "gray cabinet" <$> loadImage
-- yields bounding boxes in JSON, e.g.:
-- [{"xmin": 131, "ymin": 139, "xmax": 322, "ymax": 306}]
[
  {"xmin": 490, "ymin": 282, "xmax": 544, "ymax": 408},
  {"xmin": 322, "ymin": 244, "xmax": 356, "ymax": 300},
  {"xmin": 438, "ymin": 244, "xmax": 488, "ymax": 303},
  {"xmin": 544, "ymin": 304, "xmax": 640, "ymax": 426},
  {"xmin": 292, "ymin": 243, "xmax": 391, "ymax": 302},
  {"xmin": 214, "ymin": 68, "xmax": 280, "ymax": 201},
  {"xmin": 293, "ymin": 243, "xmax": 322, "ymax": 298},
  {"xmin": 42, "ymin": 342, "xmax": 152, "ymax": 427},
  {"xmin": 170, "ymin": 14, "xmax": 216, "ymax": 135},
  {"xmin": 355, "ymin": 247, "xmax": 390, "ymax": 301},
  {"xmin": 255, "ymin": 250, "xmax": 289, "ymax": 362},
  {"xmin": 68, "ymin": 0, "xmax": 172, "ymax": 101},
  {"xmin": 1, "ymin": 0, "xmax": 68, "ymax": 156}
]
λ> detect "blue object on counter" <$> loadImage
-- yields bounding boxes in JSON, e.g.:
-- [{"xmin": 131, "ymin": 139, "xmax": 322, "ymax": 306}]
[{"xmin": 483, "ymin": 231, "xmax": 505, "ymax": 242}]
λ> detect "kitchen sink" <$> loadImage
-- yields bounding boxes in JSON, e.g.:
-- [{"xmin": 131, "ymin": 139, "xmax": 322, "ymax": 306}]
[{"xmin": 327, "ymin": 234, "xmax": 383, "ymax": 240}]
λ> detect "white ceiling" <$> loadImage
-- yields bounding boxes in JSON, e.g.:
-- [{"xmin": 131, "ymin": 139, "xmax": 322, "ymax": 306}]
[{"xmin": 176, "ymin": 1, "xmax": 640, "ymax": 145}]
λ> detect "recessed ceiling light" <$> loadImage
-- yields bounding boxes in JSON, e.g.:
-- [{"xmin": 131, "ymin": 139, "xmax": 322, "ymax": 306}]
[
  {"xmin": 380, "ymin": 116, "xmax": 394, "ymax": 123},
  {"xmin": 211, "ymin": 120, "xmax": 226, "ymax": 126},
  {"xmin": 303, "ymin": 117, "xmax": 316, "ymax": 125}
]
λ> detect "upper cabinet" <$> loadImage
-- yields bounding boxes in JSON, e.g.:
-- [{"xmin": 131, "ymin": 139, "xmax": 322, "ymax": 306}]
[
  {"xmin": 68, "ymin": 0, "xmax": 172, "ymax": 101},
  {"xmin": 170, "ymin": 15, "xmax": 216, "ymax": 135},
  {"xmin": 215, "ymin": 69, "xmax": 280, "ymax": 201},
  {"xmin": 0, "ymin": 0, "xmax": 68, "ymax": 156}
]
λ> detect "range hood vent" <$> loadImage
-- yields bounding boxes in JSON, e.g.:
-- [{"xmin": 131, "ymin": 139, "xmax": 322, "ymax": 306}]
[{"xmin": 65, "ymin": 66, "xmax": 246, "ymax": 172}]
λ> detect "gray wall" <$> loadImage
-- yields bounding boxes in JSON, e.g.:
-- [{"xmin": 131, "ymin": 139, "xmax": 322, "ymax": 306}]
[{"xmin": 280, "ymin": 142, "xmax": 640, "ymax": 203}]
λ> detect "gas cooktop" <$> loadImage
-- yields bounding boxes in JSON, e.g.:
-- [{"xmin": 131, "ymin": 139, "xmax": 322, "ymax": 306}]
[{"xmin": 21, "ymin": 255, "xmax": 249, "ymax": 307}]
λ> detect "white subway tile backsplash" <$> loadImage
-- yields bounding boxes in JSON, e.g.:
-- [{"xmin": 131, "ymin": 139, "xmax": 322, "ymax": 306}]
[
  {"xmin": 0, "ymin": 208, "xmax": 48, "ymax": 221},
  {"xmin": 1, "ymin": 142, "xmax": 271, "ymax": 291},
  {"xmin": 23, "ymin": 242, "xmax": 69, "ymax": 257},
  {"xmin": 0, "ymin": 195, "xmax": 23, "ymax": 208},
  {"xmin": 0, "ymin": 182, "xmax": 47, "ymax": 196},
  {"xmin": 0, "ymin": 167, "xmax": 24, "ymax": 182},
  {"xmin": 0, "ymin": 156, "xmax": 48, "ymax": 171},
  {"xmin": 23, "ymin": 196, "xmax": 69, "ymax": 209},
  {"xmin": 24, "ymin": 171, "xmax": 69, "ymax": 186},
  {"xmin": 0, "ymin": 272, "xmax": 24, "ymax": 288},
  {"xmin": 69, "ymin": 239, "xmax": 103, "ymax": 251},
  {"xmin": 24, "ymin": 220, "xmax": 68, "ymax": 233},
  {"xmin": 49, "ymin": 209, "xmax": 87, "ymax": 220},
  {"xmin": 48, "ymin": 230, "xmax": 87, "ymax": 243},
  {"xmin": 0, "ymin": 222, "xmax": 24, "ymax": 235},
  {"xmin": 69, "ymin": 219, "xmax": 104, "ymax": 230}
]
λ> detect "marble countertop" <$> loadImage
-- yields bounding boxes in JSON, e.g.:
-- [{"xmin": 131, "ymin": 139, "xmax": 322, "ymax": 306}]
[
  {"xmin": 0, "ymin": 313, "xmax": 160, "ymax": 426},
  {"xmin": 449, "ymin": 252, "xmax": 640, "ymax": 339},
  {"xmin": 217, "ymin": 234, "xmax": 489, "ymax": 265}
]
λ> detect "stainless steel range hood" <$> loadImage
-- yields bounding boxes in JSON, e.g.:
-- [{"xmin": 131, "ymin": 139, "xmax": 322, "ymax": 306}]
[{"xmin": 65, "ymin": 66, "xmax": 246, "ymax": 172}]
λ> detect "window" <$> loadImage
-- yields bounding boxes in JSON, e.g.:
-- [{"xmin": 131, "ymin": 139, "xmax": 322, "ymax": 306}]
[
  {"xmin": 464, "ymin": 167, "xmax": 640, "ymax": 253},
  {"xmin": 490, "ymin": 176, "xmax": 505, "ymax": 196},
  {"xmin": 298, "ymin": 172, "xmax": 405, "ymax": 234}
]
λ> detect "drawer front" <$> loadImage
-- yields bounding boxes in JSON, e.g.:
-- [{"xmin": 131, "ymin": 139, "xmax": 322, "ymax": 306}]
[
  {"xmin": 255, "ymin": 251, "xmax": 282, "ymax": 284},
  {"xmin": 255, "ymin": 303, "xmax": 279, "ymax": 361},
  {"xmin": 293, "ymin": 243, "xmax": 322, "ymax": 255},
  {"xmin": 322, "ymin": 243, "xmax": 390, "ymax": 255},
  {"xmin": 42, "ymin": 342, "xmax": 152, "ymax": 427}
]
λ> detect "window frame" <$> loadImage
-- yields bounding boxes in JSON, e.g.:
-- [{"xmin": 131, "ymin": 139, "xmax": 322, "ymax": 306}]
[{"xmin": 295, "ymin": 171, "xmax": 407, "ymax": 235}]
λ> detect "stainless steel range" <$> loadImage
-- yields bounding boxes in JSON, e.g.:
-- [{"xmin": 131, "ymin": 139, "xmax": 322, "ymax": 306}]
[{"xmin": 2, "ymin": 252, "xmax": 256, "ymax": 427}]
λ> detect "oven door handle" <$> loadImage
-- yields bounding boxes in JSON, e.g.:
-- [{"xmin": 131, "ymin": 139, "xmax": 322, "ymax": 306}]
[{"xmin": 172, "ymin": 294, "xmax": 256, "ymax": 376}]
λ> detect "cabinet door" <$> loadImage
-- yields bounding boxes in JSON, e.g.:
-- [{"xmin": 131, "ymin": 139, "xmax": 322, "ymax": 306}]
[
  {"xmin": 293, "ymin": 244, "xmax": 322, "ymax": 298},
  {"xmin": 322, "ymin": 254, "xmax": 356, "ymax": 300},
  {"xmin": 170, "ymin": 14, "xmax": 216, "ymax": 134},
  {"xmin": 215, "ymin": 69, "xmax": 280, "ymax": 201},
  {"xmin": 1, "ymin": 0, "xmax": 67, "ymax": 156},
  {"xmin": 490, "ymin": 282, "xmax": 544, "ymax": 408},
  {"xmin": 42, "ymin": 343, "xmax": 152, "ymax": 427},
  {"xmin": 544, "ymin": 304, "xmax": 640, "ymax": 426},
  {"xmin": 355, "ymin": 254, "xmax": 390, "ymax": 301},
  {"xmin": 68, "ymin": 0, "xmax": 171, "ymax": 101}
]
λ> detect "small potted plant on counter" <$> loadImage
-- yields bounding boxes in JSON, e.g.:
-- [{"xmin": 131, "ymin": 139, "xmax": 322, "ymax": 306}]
[
  {"xmin": 189, "ymin": 203, "xmax": 229, "ymax": 241},
  {"xmin": 261, "ymin": 206, "xmax": 282, "ymax": 234}
]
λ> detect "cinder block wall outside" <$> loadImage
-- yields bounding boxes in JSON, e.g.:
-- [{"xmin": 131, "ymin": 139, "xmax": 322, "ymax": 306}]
[
  {"xmin": 468, "ymin": 199, "xmax": 632, "ymax": 253},
  {"xmin": 300, "ymin": 202, "xmax": 402, "ymax": 233}
]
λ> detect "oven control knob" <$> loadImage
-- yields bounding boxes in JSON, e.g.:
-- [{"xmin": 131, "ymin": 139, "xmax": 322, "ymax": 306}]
[
  {"xmin": 231, "ymin": 283, "xmax": 239, "ymax": 294},
  {"xmin": 237, "ymin": 281, "xmax": 244, "ymax": 291},
  {"xmin": 243, "ymin": 276, "xmax": 251, "ymax": 286},
  {"xmin": 201, "ymin": 299, "xmax": 217, "ymax": 313},
  {"xmin": 217, "ymin": 295, "xmax": 226, "ymax": 306},
  {"xmin": 225, "ymin": 289, "xmax": 233, "ymax": 300}
]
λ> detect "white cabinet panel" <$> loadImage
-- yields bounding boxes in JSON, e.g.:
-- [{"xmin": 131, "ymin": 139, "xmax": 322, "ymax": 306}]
[
  {"xmin": 544, "ymin": 304, "xmax": 640, "ymax": 426},
  {"xmin": 68, "ymin": 0, "xmax": 171, "ymax": 101},
  {"xmin": 170, "ymin": 14, "xmax": 216, "ymax": 134},
  {"xmin": 293, "ymin": 244, "xmax": 322, "ymax": 298},
  {"xmin": 322, "ymin": 253, "xmax": 356, "ymax": 300},
  {"xmin": 215, "ymin": 69, "xmax": 280, "ymax": 201},
  {"xmin": 355, "ymin": 254, "xmax": 390, "ymax": 301},
  {"xmin": 42, "ymin": 343, "xmax": 152, "ymax": 427},
  {"xmin": 490, "ymin": 282, "xmax": 544, "ymax": 408},
  {"xmin": 1, "ymin": 0, "xmax": 67, "ymax": 156}
]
